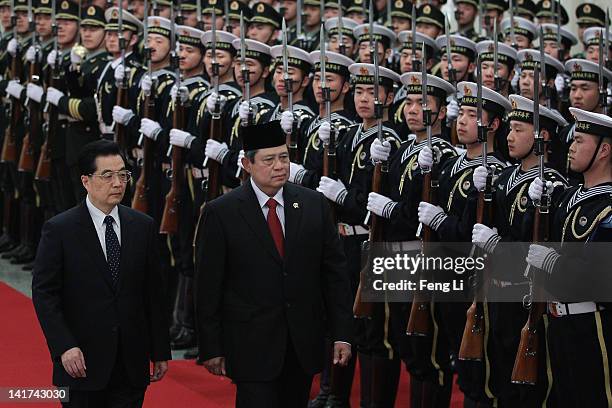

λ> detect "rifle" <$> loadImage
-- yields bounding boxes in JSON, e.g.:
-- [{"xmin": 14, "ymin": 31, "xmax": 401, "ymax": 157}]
[
  {"xmin": 539, "ymin": 27, "xmax": 551, "ymax": 109},
  {"xmin": 509, "ymin": 0, "xmax": 517, "ymax": 49},
  {"xmin": 224, "ymin": 0, "xmax": 231, "ymax": 32},
  {"xmin": 410, "ymin": 0, "xmax": 420, "ymax": 72},
  {"xmin": 512, "ymin": 65, "xmax": 548, "ymax": 385},
  {"xmin": 18, "ymin": 0, "xmax": 38, "ymax": 172},
  {"xmin": 281, "ymin": 19, "xmax": 298, "ymax": 162},
  {"xmin": 445, "ymin": 17, "xmax": 459, "ymax": 146},
  {"xmin": 35, "ymin": 0, "xmax": 58, "ymax": 181},
  {"xmin": 493, "ymin": 19, "xmax": 501, "ymax": 92},
  {"xmin": 296, "ymin": 0, "xmax": 304, "ymax": 49},
  {"xmin": 458, "ymin": 55, "xmax": 492, "ymax": 361},
  {"xmin": 406, "ymin": 43, "xmax": 434, "ymax": 336},
  {"xmin": 234, "ymin": 11, "xmax": 250, "ymax": 179},
  {"xmin": 338, "ymin": 6, "xmax": 346, "ymax": 56},
  {"xmin": 114, "ymin": 0, "xmax": 128, "ymax": 149},
  {"xmin": 160, "ymin": 2, "xmax": 184, "ymax": 234},
  {"xmin": 354, "ymin": 3, "xmax": 383, "ymax": 319},
  {"xmin": 132, "ymin": 0, "xmax": 154, "ymax": 213},
  {"xmin": 202, "ymin": 9, "xmax": 222, "ymax": 201},
  {"xmin": 1, "ymin": 0, "xmax": 21, "ymax": 164},
  {"xmin": 320, "ymin": 25, "xmax": 335, "ymax": 183}
]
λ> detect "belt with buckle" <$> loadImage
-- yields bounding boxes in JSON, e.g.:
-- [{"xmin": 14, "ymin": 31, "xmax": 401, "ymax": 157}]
[
  {"xmin": 337, "ymin": 223, "xmax": 369, "ymax": 236},
  {"xmin": 548, "ymin": 301, "xmax": 602, "ymax": 317}
]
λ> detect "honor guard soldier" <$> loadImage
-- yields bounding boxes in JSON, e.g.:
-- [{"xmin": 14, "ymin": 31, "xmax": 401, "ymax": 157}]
[
  {"xmin": 353, "ymin": 22, "xmax": 396, "ymax": 66},
  {"xmin": 204, "ymin": 38, "xmax": 276, "ymax": 189},
  {"xmin": 416, "ymin": 3, "xmax": 444, "ymax": 40},
  {"xmin": 247, "ymin": 2, "xmax": 281, "ymax": 46},
  {"xmin": 388, "ymin": 0, "xmax": 413, "ymax": 35},
  {"xmin": 476, "ymin": 39, "xmax": 518, "ymax": 97},
  {"xmin": 226, "ymin": 0, "xmax": 252, "ymax": 38},
  {"xmin": 201, "ymin": 0, "xmax": 224, "ymax": 31},
  {"xmin": 525, "ymin": 107, "xmax": 612, "ymax": 408},
  {"xmin": 582, "ymin": 27, "xmax": 612, "ymax": 65},
  {"xmin": 536, "ymin": 0, "xmax": 569, "ymax": 25},
  {"xmin": 416, "ymin": 79, "xmax": 510, "ymax": 407},
  {"xmin": 452, "ymin": 0, "xmax": 480, "ymax": 42},
  {"xmin": 574, "ymin": 2, "xmax": 606, "ymax": 58},
  {"xmin": 517, "ymin": 48, "xmax": 564, "ymax": 108},
  {"xmin": 96, "ymin": 7, "xmax": 143, "ymax": 139},
  {"xmin": 367, "ymin": 70, "xmax": 457, "ymax": 407},
  {"xmin": 325, "ymin": 17, "xmax": 358, "ymax": 57},
  {"xmin": 270, "ymin": 43, "xmax": 317, "ymax": 161},
  {"xmin": 469, "ymin": 94, "xmax": 568, "ymax": 407},
  {"xmin": 515, "ymin": 0, "xmax": 537, "ymax": 21},
  {"xmin": 152, "ymin": 0, "xmax": 172, "ymax": 19},
  {"xmin": 500, "ymin": 15, "xmax": 538, "ymax": 51},
  {"xmin": 553, "ymin": 59, "xmax": 612, "ymax": 184},
  {"xmin": 481, "ymin": 0, "xmax": 507, "ymax": 34},
  {"xmin": 540, "ymin": 23, "xmax": 578, "ymax": 63},
  {"xmin": 289, "ymin": 50, "xmax": 354, "ymax": 190},
  {"xmin": 180, "ymin": 0, "xmax": 200, "ymax": 28},
  {"xmin": 345, "ymin": 0, "xmax": 367, "ymax": 25},
  {"xmin": 289, "ymin": 0, "xmax": 320, "ymax": 51}
]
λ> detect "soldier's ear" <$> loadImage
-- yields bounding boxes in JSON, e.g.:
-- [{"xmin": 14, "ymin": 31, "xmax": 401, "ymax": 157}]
[
  {"xmin": 384, "ymin": 48, "xmax": 392, "ymax": 60},
  {"xmin": 467, "ymin": 62, "xmax": 476, "ymax": 75},
  {"xmin": 600, "ymin": 138, "xmax": 612, "ymax": 162},
  {"xmin": 301, "ymin": 74, "xmax": 310, "ymax": 89},
  {"xmin": 541, "ymin": 128, "xmax": 550, "ymax": 142}
]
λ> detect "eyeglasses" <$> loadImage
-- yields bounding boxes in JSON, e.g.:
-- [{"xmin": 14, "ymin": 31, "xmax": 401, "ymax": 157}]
[{"xmin": 89, "ymin": 170, "xmax": 132, "ymax": 183}]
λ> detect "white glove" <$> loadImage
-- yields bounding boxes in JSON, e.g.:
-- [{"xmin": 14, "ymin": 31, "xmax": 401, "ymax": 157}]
[
  {"xmin": 112, "ymin": 105, "xmax": 134, "ymax": 125},
  {"xmin": 367, "ymin": 192, "xmax": 397, "ymax": 219},
  {"xmin": 26, "ymin": 83, "xmax": 45, "ymax": 103},
  {"xmin": 46, "ymin": 87, "xmax": 65, "ymax": 106},
  {"xmin": 169, "ymin": 128, "xmax": 196, "ymax": 148},
  {"xmin": 280, "ymin": 110, "xmax": 295, "ymax": 134},
  {"xmin": 6, "ymin": 80, "xmax": 24, "ymax": 99},
  {"xmin": 528, "ymin": 177, "xmax": 553, "ymax": 202},
  {"xmin": 25, "ymin": 45, "xmax": 40, "ymax": 63},
  {"xmin": 317, "ymin": 176, "xmax": 348, "ymax": 205},
  {"xmin": 554, "ymin": 74, "xmax": 565, "ymax": 94},
  {"xmin": 139, "ymin": 118, "xmax": 162, "ymax": 140},
  {"xmin": 472, "ymin": 223, "xmax": 500, "ymax": 254},
  {"xmin": 418, "ymin": 146, "xmax": 433, "ymax": 170},
  {"xmin": 418, "ymin": 201, "xmax": 447, "ymax": 231},
  {"xmin": 289, "ymin": 162, "xmax": 306, "ymax": 184},
  {"xmin": 446, "ymin": 98, "xmax": 459, "ymax": 122},
  {"xmin": 318, "ymin": 121, "xmax": 331, "ymax": 145},
  {"xmin": 526, "ymin": 244, "xmax": 560, "ymax": 274},
  {"xmin": 70, "ymin": 47, "xmax": 83, "ymax": 66},
  {"xmin": 237, "ymin": 149, "xmax": 245, "ymax": 170},
  {"xmin": 170, "ymin": 84, "xmax": 189, "ymax": 104},
  {"xmin": 205, "ymin": 139, "xmax": 229, "ymax": 163},
  {"xmin": 206, "ymin": 92, "xmax": 227, "ymax": 113},
  {"xmin": 473, "ymin": 165, "xmax": 488, "ymax": 192},
  {"xmin": 7, "ymin": 38, "xmax": 18, "ymax": 57},
  {"xmin": 370, "ymin": 138, "xmax": 391, "ymax": 162},
  {"xmin": 239, "ymin": 100, "xmax": 255, "ymax": 122},
  {"xmin": 114, "ymin": 64, "xmax": 126, "ymax": 86},
  {"xmin": 140, "ymin": 74, "xmax": 153, "ymax": 94},
  {"xmin": 46, "ymin": 50, "xmax": 58, "ymax": 68}
]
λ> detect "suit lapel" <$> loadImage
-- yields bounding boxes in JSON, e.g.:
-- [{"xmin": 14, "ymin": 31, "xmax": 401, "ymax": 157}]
[
  {"xmin": 283, "ymin": 184, "xmax": 302, "ymax": 267},
  {"xmin": 76, "ymin": 202, "xmax": 114, "ymax": 292},
  {"xmin": 116, "ymin": 205, "xmax": 134, "ymax": 293},
  {"xmin": 237, "ymin": 182, "xmax": 283, "ymax": 265}
]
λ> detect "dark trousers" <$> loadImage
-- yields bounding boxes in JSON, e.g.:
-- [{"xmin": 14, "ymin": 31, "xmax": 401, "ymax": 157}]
[
  {"xmin": 235, "ymin": 338, "xmax": 313, "ymax": 408},
  {"xmin": 62, "ymin": 350, "xmax": 146, "ymax": 408}
]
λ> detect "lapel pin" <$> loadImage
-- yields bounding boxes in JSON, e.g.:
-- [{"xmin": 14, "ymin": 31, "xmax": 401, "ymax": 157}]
[{"xmin": 293, "ymin": 202, "xmax": 299, "ymax": 209}]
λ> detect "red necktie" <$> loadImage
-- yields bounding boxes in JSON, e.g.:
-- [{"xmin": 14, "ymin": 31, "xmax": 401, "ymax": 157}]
[{"xmin": 266, "ymin": 198, "xmax": 284, "ymax": 258}]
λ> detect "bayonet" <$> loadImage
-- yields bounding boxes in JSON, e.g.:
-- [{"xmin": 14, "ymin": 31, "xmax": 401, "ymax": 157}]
[
  {"xmin": 196, "ymin": 0, "xmax": 202, "ymax": 29},
  {"xmin": 224, "ymin": 0, "xmax": 230, "ymax": 32},
  {"xmin": 445, "ymin": 15, "xmax": 455, "ymax": 89},
  {"xmin": 599, "ymin": 28, "xmax": 606, "ymax": 114},
  {"xmin": 411, "ymin": 0, "xmax": 419, "ymax": 71},
  {"xmin": 296, "ymin": 0, "xmax": 303, "ymax": 48},
  {"xmin": 556, "ymin": 0, "xmax": 562, "ymax": 61},
  {"xmin": 509, "ymin": 0, "xmax": 517, "ymax": 49},
  {"xmin": 239, "ymin": 11, "xmax": 250, "ymax": 125},
  {"xmin": 320, "ymin": 24, "xmax": 331, "ymax": 124},
  {"xmin": 539, "ymin": 27, "xmax": 550, "ymax": 108},
  {"xmin": 282, "ymin": 18, "xmax": 297, "ymax": 160},
  {"xmin": 338, "ymin": 5, "xmax": 345, "ymax": 55},
  {"xmin": 494, "ymin": 18, "xmax": 500, "ymax": 91}
]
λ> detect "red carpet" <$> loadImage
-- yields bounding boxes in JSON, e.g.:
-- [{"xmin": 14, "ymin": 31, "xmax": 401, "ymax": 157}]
[{"xmin": 0, "ymin": 281, "xmax": 463, "ymax": 407}]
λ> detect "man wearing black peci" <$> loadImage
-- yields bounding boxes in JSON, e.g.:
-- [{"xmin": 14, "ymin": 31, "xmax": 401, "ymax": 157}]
[
  {"xmin": 32, "ymin": 140, "xmax": 171, "ymax": 408},
  {"xmin": 195, "ymin": 120, "xmax": 353, "ymax": 407}
]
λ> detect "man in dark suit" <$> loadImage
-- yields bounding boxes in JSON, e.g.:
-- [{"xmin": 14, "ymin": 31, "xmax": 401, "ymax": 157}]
[
  {"xmin": 195, "ymin": 121, "xmax": 354, "ymax": 407},
  {"xmin": 32, "ymin": 140, "xmax": 171, "ymax": 408}
]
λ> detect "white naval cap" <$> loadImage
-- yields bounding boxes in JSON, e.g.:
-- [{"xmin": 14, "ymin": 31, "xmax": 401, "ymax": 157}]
[
  {"xmin": 569, "ymin": 107, "xmax": 612, "ymax": 139},
  {"xmin": 201, "ymin": 30, "xmax": 238, "ymax": 51},
  {"xmin": 270, "ymin": 45, "xmax": 313, "ymax": 72},
  {"xmin": 500, "ymin": 16, "xmax": 538, "ymax": 40},
  {"xmin": 353, "ymin": 23, "xmax": 397, "ymax": 47},
  {"xmin": 349, "ymin": 63, "xmax": 401, "ymax": 87},
  {"xmin": 397, "ymin": 31, "xmax": 438, "ymax": 54},
  {"xmin": 325, "ymin": 17, "xmax": 359, "ymax": 39},
  {"xmin": 540, "ymin": 23, "xmax": 578, "ymax": 47},
  {"xmin": 564, "ymin": 58, "xmax": 612, "ymax": 83},
  {"xmin": 435, "ymin": 34, "xmax": 477, "ymax": 60},
  {"xmin": 476, "ymin": 40, "xmax": 518, "ymax": 67},
  {"xmin": 457, "ymin": 81, "xmax": 512, "ymax": 115},
  {"xmin": 177, "ymin": 25, "xmax": 205, "ymax": 48},
  {"xmin": 104, "ymin": 7, "xmax": 143, "ymax": 33},
  {"xmin": 583, "ymin": 27, "xmax": 612, "ymax": 47},
  {"xmin": 310, "ymin": 50, "xmax": 354, "ymax": 77},
  {"xmin": 509, "ymin": 94, "xmax": 568, "ymax": 128},
  {"xmin": 400, "ymin": 72, "xmax": 455, "ymax": 98},
  {"xmin": 517, "ymin": 49, "xmax": 565, "ymax": 77},
  {"xmin": 232, "ymin": 38, "xmax": 272, "ymax": 63},
  {"xmin": 146, "ymin": 16, "xmax": 174, "ymax": 39}
]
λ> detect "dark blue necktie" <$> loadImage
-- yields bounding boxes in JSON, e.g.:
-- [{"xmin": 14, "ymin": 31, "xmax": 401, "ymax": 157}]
[{"xmin": 104, "ymin": 215, "xmax": 120, "ymax": 287}]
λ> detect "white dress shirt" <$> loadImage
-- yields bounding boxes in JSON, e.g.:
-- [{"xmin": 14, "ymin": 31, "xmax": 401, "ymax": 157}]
[
  {"xmin": 86, "ymin": 195, "xmax": 121, "ymax": 260},
  {"xmin": 250, "ymin": 178, "xmax": 285, "ymax": 235}
]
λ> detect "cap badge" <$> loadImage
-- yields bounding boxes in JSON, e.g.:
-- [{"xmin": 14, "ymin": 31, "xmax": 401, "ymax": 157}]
[
  {"xmin": 87, "ymin": 6, "xmax": 95, "ymax": 15},
  {"xmin": 584, "ymin": 4, "xmax": 591, "ymax": 14},
  {"xmin": 423, "ymin": 4, "xmax": 431, "ymax": 14},
  {"xmin": 61, "ymin": 0, "xmax": 69, "ymax": 10},
  {"xmin": 231, "ymin": 1, "xmax": 239, "ymax": 10},
  {"xmin": 395, "ymin": 0, "xmax": 403, "ymax": 8},
  {"xmin": 257, "ymin": 3, "xmax": 265, "ymax": 12}
]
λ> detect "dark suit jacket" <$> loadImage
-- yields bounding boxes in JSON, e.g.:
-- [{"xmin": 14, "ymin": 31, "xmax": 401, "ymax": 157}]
[
  {"xmin": 32, "ymin": 202, "xmax": 171, "ymax": 391},
  {"xmin": 195, "ymin": 181, "xmax": 353, "ymax": 382}
]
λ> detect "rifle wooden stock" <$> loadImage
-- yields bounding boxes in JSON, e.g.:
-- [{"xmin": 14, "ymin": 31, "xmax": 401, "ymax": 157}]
[
  {"xmin": 131, "ymin": 95, "xmax": 155, "ymax": 213},
  {"xmin": 1, "ymin": 53, "xmax": 22, "ymax": 164},
  {"xmin": 353, "ymin": 162, "xmax": 383, "ymax": 318},
  {"xmin": 35, "ymin": 140, "xmax": 51, "ymax": 180},
  {"xmin": 458, "ymin": 191, "xmax": 488, "ymax": 361},
  {"xmin": 450, "ymin": 121, "xmax": 459, "ymax": 147},
  {"xmin": 114, "ymin": 86, "xmax": 127, "ymax": 149},
  {"xmin": 19, "ymin": 61, "xmax": 42, "ymax": 173},
  {"xmin": 511, "ymin": 209, "xmax": 547, "ymax": 385},
  {"xmin": 159, "ymin": 102, "xmax": 185, "ymax": 235},
  {"xmin": 17, "ymin": 133, "xmax": 35, "ymax": 172},
  {"xmin": 205, "ymin": 115, "xmax": 222, "ymax": 202},
  {"xmin": 406, "ymin": 171, "xmax": 433, "ymax": 336}
]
